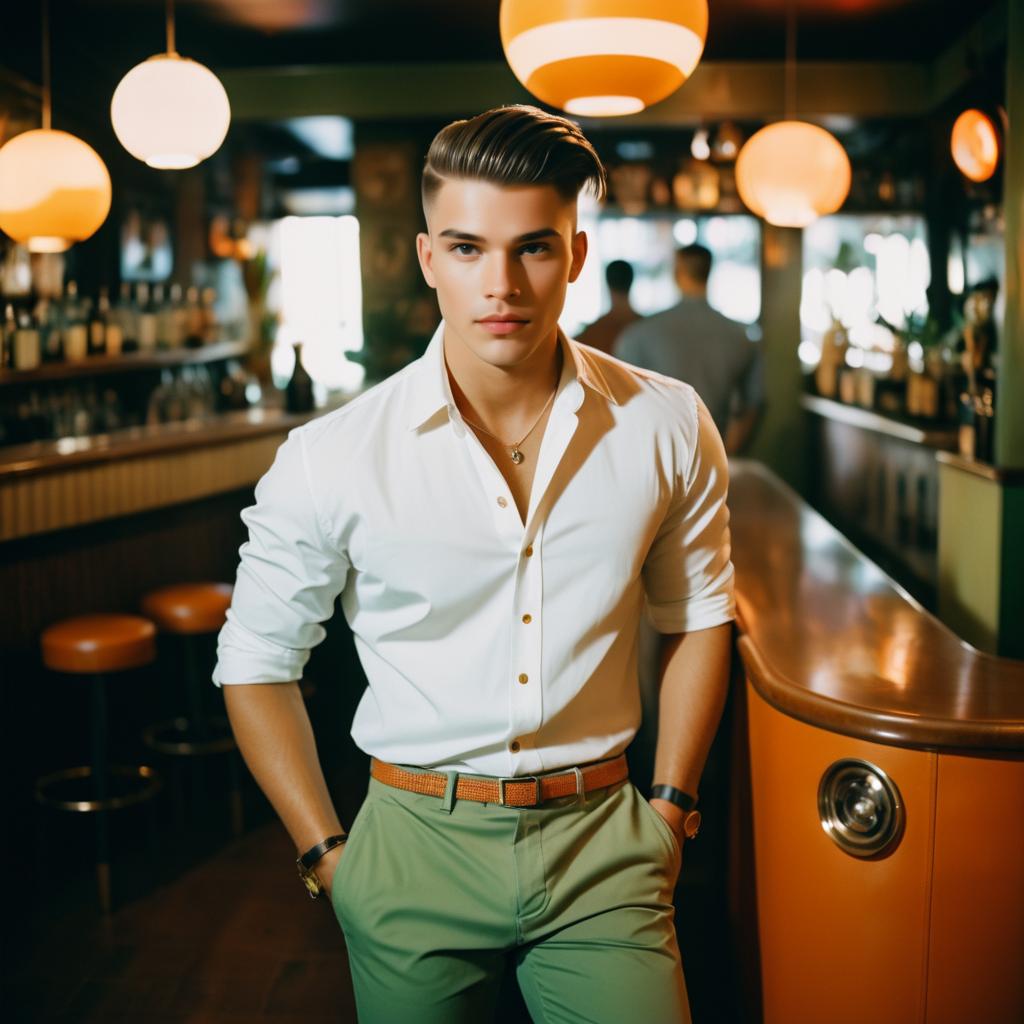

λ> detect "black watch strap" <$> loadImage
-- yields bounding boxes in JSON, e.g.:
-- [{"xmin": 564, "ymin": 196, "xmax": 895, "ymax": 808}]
[
  {"xmin": 649, "ymin": 784, "xmax": 698, "ymax": 812},
  {"xmin": 298, "ymin": 833, "xmax": 348, "ymax": 870}
]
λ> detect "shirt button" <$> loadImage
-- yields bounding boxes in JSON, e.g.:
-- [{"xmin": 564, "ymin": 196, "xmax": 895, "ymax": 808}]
[
  {"xmin": 524, "ymin": 545, "xmax": 534, "ymax": 557},
  {"xmin": 510, "ymin": 740, "xmax": 521, "ymax": 752},
  {"xmin": 522, "ymin": 614, "xmax": 532, "ymax": 624},
  {"xmin": 497, "ymin": 497, "xmax": 508, "ymax": 508},
  {"xmin": 518, "ymin": 673, "xmax": 529, "ymax": 684}
]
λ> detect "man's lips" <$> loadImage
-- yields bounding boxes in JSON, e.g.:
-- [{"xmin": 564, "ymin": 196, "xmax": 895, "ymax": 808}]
[{"xmin": 476, "ymin": 316, "xmax": 530, "ymax": 335}]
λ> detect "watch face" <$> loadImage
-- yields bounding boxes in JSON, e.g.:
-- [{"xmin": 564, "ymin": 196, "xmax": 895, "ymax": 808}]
[
  {"xmin": 683, "ymin": 810, "xmax": 702, "ymax": 839},
  {"xmin": 297, "ymin": 862, "xmax": 323, "ymax": 898}
]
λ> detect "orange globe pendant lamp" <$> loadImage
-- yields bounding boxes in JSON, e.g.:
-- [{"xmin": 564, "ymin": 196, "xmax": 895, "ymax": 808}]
[
  {"xmin": 950, "ymin": 109, "xmax": 999, "ymax": 183},
  {"xmin": 0, "ymin": 0, "xmax": 111, "ymax": 252},
  {"xmin": 500, "ymin": 0, "xmax": 709, "ymax": 117},
  {"xmin": 111, "ymin": 0, "xmax": 230, "ymax": 169},
  {"xmin": 734, "ymin": 1, "xmax": 850, "ymax": 228},
  {"xmin": 736, "ymin": 121, "xmax": 851, "ymax": 228}
]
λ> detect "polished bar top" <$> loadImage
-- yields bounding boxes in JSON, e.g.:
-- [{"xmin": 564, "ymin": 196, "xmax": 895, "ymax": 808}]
[
  {"xmin": 729, "ymin": 460, "xmax": 1024, "ymax": 751},
  {"xmin": 801, "ymin": 393, "xmax": 958, "ymax": 449},
  {"xmin": 0, "ymin": 403, "xmax": 340, "ymax": 482}
]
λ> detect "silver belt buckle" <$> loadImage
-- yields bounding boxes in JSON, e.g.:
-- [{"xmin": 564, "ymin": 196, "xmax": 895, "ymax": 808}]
[{"xmin": 497, "ymin": 775, "xmax": 542, "ymax": 807}]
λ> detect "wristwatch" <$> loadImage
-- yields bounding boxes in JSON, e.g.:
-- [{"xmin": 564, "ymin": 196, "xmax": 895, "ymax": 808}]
[
  {"xmin": 296, "ymin": 833, "xmax": 347, "ymax": 899},
  {"xmin": 650, "ymin": 784, "xmax": 702, "ymax": 840}
]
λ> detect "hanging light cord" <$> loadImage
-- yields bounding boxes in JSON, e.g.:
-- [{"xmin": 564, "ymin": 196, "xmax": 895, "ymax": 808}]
[
  {"xmin": 41, "ymin": 0, "xmax": 51, "ymax": 130},
  {"xmin": 785, "ymin": 0, "xmax": 796, "ymax": 121},
  {"xmin": 166, "ymin": 0, "xmax": 177, "ymax": 55}
]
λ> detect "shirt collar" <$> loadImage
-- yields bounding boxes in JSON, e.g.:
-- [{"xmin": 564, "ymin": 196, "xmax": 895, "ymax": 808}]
[{"xmin": 405, "ymin": 320, "xmax": 618, "ymax": 432}]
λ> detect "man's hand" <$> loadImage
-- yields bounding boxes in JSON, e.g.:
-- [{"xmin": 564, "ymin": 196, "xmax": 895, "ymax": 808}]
[
  {"xmin": 650, "ymin": 797, "xmax": 688, "ymax": 851},
  {"xmin": 315, "ymin": 843, "xmax": 346, "ymax": 897}
]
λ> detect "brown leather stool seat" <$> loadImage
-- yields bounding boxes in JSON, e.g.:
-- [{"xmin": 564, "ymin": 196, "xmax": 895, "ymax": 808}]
[
  {"xmin": 42, "ymin": 614, "xmax": 157, "ymax": 674},
  {"xmin": 140, "ymin": 581, "xmax": 243, "ymax": 837},
  {"xmin": 141, "ymin": 583, "xmax": 233, "ymax": 635},
  {"xmin": 36, "ymin": 613, "xmax": 162, "ymax": 915}
]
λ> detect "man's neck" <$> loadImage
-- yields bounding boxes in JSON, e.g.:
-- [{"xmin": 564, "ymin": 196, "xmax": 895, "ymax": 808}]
[
  {"xmin": 443, "ymin": 325, "xmax": 563, "ymax": 431},
  {"xmin": 609, "ymin": 294, "xmax": 635, "ymax": 317}
]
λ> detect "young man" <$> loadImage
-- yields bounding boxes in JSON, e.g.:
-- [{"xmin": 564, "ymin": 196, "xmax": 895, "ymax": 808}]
[
  {"xmin": 616, "ymin": 244, "xmax": 763, "ymax": 455},
  {"xmin": 214, "ymin": 105, "xmax": 735, "ymax": 1024}
]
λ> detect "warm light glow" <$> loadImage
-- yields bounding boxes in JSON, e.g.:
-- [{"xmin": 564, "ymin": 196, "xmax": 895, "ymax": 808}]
[
  {"xmin": 0, "ymin": 129, "xmax": 111, "ymax": 251},
  {"xmin": 500, "ymin": 2, "xmax": 708, "ymax": 116},
  {"xmin": 111, "ymin": 54, "xmax": 230, "ymax": 169},
  {"xmin": 736, "ymin": 121, "xmax": 851, "ymax": 228},
  {"xmin": 950, "ymin": 109, "xmax": 999, "ymax": 183}
]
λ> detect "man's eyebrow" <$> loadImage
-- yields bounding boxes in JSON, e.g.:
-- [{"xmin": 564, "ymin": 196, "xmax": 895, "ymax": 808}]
[{"xmin": 438, "ymin": 228, "xmax": 560, "ymax": 243}]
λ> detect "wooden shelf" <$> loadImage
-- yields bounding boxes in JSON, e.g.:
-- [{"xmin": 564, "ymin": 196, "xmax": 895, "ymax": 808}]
[
  {"xmin": 800, "ymin": 393, "xmax": 958, "ymax": 450},
  {"xmin": 0, "ymin": 340, "xmax": 251, "ymax": 388}
]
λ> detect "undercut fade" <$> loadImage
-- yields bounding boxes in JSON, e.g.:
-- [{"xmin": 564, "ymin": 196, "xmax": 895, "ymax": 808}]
[{"xmin": 422, "ymin": 105, "xmax": 607, "ymax": 212}]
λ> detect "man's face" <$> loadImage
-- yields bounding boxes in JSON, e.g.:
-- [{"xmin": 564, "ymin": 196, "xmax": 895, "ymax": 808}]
[{"xmin": 416, "ymin": 178, "xmax": 587, "ymax": 370}]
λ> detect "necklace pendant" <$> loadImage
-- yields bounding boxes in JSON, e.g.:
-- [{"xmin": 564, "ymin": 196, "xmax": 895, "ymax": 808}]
[{"xmin": 510, "ymin": 448, "xmax": 525, "ymax": 465}]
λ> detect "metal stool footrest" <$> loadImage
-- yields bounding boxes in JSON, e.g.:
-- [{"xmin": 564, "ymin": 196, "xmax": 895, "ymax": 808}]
[
  {"xmin": 143, "ymin": 715, "xmax": 237, "ymax": 756},
  {"xmin": 34, "ymin": 764, "xmax": 163, "ymax": 813}
]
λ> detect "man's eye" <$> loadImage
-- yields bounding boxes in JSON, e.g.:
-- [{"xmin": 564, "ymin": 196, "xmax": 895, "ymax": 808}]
[
  {"xmin": 520, "ymin": 243, "xmax": 549, "ymax": 255},
  {"xmin": 451, "ymin": 243, "xmax": 477, "ymax": 256}
]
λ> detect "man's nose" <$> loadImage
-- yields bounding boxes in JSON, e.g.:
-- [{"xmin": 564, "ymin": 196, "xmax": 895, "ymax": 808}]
[{"xmin": 483, "ymin": 253, "xmax": 521, "ymax": 299}]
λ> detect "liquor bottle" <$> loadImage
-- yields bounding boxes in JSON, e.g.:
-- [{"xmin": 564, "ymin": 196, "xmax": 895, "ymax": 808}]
[
  {"xmin": 13, "ymin": 308, "xmax": 41, "ymax": 370},
  {"xmin": 2, "ymin": 303, "xmax": 16, "ymax": 369},
  {"xmin": 169, "ymin": 283, "xmax": 187, "ymax": 348},
  {"xmin": 136, "ymin": 282, "xmax": 158, "ymax": 351},
  {"xmin": 117, "ymin": 281, "xmax": 139, "ymax": 352},
  {"xmin": 156, "ymin": 283, "xmax": 176, "ymax": 348},
  {"xmin": 286, "ymin": 342, "xmax": 314, "ymax": 413},
  {"xmin": 89, "ymin": 287, "xmax": 110, "ymax": 356},
  {"xmin": 40, "ymin": 297, "xmax": 69, "ymax": 362},
  {"xmin": 200, "ymin": 287, "xmax": 218, "ymax": 344},
  {"xmin": 104, "ymin": 287, "xmax": 124, "ymax": 356},
  {"xmin": 63, "ymin": 281, "xmax": 88, "ymax": 361},
  {"xmin": 185, "ymin": 286, "xmax": 204, "ymax": 347}
]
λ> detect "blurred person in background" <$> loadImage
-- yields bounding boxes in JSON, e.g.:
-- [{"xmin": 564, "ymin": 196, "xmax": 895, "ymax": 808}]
[
  {"xmin": 616, "ymin": 244, "xmax": 763, "ymax": 455},
  {"xmin": 576, "ymin": 259, "xmax": 639, "ymax": 354}
]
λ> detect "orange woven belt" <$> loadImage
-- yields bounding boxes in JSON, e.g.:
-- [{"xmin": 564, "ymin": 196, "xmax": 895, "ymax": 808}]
[{"xmin": 370, "ymin": 753, "xmax": 629, "ymax": 808}]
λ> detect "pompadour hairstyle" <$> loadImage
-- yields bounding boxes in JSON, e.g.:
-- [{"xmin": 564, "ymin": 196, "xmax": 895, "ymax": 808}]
[{"xmin": 422, "ymin": 105, "xmax": 607, "ymax": 211}]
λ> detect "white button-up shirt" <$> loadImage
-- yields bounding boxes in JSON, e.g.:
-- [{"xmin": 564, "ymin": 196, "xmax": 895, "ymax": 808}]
[{"xmin": 213, "ymin": 321, "xmax": 735, "ymax": 776}]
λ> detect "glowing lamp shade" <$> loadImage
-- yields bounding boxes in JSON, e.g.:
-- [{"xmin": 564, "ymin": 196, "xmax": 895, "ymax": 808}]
[
  {"xmin": 736, "ymin": 121, "xmax": 851, "ymax": 228},
  {"xmin": 111, "ymin": 54, "xmax": 230, "ymax": 169},
  {"xmin": 0, "ymin": 129, "xmax": 112, "ymax": 252},
  {"xmin": 500, "ymin": 0, "xmax": 708, "ymax": 117},
  {"xmin": 950, "ymin": 109, "xmax": 999, "ymax": 183}
]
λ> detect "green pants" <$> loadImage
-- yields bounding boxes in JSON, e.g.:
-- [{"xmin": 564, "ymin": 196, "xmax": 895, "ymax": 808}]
[{"xmin": 331, "ymin": 764, "xmax": 690, "ymax": 1023}]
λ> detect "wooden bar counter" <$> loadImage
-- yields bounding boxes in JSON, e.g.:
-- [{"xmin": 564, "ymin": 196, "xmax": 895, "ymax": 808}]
[{"xmin": 728, "ymin": 460, "xmax": 1024, "ymax": 1024}]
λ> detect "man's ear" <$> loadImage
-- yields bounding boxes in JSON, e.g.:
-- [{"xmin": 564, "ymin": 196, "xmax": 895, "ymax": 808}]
[
  {"xmin": 568, "ymin": 230, "xmax": 588, "ymax": 284},
  {"xmin": 416, "ymin": 232, "xmax": 437, "ymax": 289}
]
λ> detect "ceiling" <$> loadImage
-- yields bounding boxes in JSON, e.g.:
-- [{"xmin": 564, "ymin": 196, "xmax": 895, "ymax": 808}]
[{"xmin": 0, "ymin": 0, "xmax": 1003, "ymax": 86}]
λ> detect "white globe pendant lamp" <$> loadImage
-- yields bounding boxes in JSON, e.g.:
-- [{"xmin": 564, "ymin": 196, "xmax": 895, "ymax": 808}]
[
  {"xmin": 0, "ymin": 0, "xmax": 111, "ymax": 252},
  {"xmin": 734, "ymin": 1, "xmax": 850, "ymax": 228},
  {"xmin": 500, "ymin": 0, "xmax": 709, "ymax": 117},
  {"xmin": 111, "ymin": 0, "xmax": 230, "ymax": 170}
]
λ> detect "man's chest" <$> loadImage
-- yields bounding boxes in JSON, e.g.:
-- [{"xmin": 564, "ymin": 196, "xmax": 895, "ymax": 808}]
[{"xmin": 334, "ymin": 425, "xmax": 670, "ymax": 605}]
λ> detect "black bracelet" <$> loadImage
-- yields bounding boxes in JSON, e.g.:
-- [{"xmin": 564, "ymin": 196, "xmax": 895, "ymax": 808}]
[
  {"xmin": 298, "ymin": 833, "xmax": 348, "ymax": 870},
  {"xmin": 649, "ymin": 784, "xmax": 698, "ymax": 812}
]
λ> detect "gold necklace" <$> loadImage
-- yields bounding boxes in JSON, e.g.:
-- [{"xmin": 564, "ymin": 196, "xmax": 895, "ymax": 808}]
[{"xmin": 461, "ymin": 386, "xmax": 557, "ymax": 465}]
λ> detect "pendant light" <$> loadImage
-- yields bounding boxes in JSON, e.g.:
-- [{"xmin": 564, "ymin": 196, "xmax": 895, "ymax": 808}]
[
  {"xmin": 111, "ymin": 0, "xmax": 230, "ymax": 169},
  {"xmin": 0, "ymin": 0, "xmax": 111, "ymax": 253},
  {"xmin": 499, "ymin": 0, "xmax": 709, "ymax": 117},
  {"xmin": 735, "ymin": 2, "xmax": 850, "ymax": 228},
  {"xmin": 950, "ymin": 109, "xmax": 999, "ymax": 183}
]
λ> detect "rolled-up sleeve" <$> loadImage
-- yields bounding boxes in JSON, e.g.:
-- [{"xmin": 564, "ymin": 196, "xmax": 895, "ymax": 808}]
[
  {"xmin": 642, "ymin": 393, "xmax": 736, "ymax": 634},
  {"xmin": 212, "ymin": 429, "xmax": 349, "ymax": 686}
]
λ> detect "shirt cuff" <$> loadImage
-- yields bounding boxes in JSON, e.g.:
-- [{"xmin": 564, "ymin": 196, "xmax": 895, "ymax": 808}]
[
  {"xmin": 645, "ymin": 591, "xmax": 736, "ymax": 635},
  {"xmin": 211, "ymin": 619, "xmax": 311, "ymax": 687}
]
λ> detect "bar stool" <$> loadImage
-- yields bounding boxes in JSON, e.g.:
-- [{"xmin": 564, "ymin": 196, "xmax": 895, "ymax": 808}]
[
  {"xmin": 36, "ymin": 614, "xmax": 163, "ymax": 915},
  {"xmin": 140, "ymin": 583, "xmax": 244, "ymax": 836}
]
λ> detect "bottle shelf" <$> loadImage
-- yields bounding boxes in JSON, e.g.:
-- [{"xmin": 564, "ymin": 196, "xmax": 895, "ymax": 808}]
[{"xmin": 0, "ymin": 340, "xmax": 251, "ymax": 388}]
